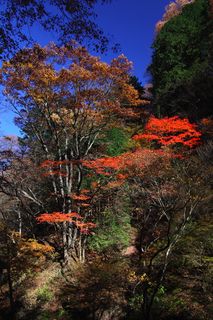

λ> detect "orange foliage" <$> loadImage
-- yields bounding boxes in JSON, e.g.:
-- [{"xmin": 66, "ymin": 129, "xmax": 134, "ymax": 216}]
[
  {"xmin": 42, "ymin": 170, "xmax": 67, "ymax": 177},
  {"xmin": 40, "ymin": 160, "xmax": 64, "ymax": 168},
  {"xmin": 36, "ymin": 211, "xmax": 96, "ymax": 234},
  {"xmin": 36, "ymin": 211, "xmax": 82, "ymax": 223},
  {"xmin": 103, "ymin": 180, "xmax": 125, "ymax": 189},
  {"xmin": 0, "ymin": 43, "xmax": 146, "ymax": 126},
  {"xmin": 18, "ymin": 238, "xmax": 54, "ymax": 255},
  {"xmin": 80, "ymin": 203, "xmax": 91, "ymax": 207},
  {"xmin": 116, "ymin": 173, "xmax": 128, "ymax": 180},
  {"xmin": 80, "ymin": 189, "xmax": 90, "ymax": 194},
  {"xmin": 71, "ymin": 194, "xmax": 91, "ymax": 201},
  {"xmin": 133, "ymin": 116, "xmax": 201, "ymax": 148},
  {"xmin": 83, "ymin": 148, "xmax": 174, "ymax": 178},
  {"xmin": 75, "ymin": 221, "xmax": 97, "ymax": 234}
]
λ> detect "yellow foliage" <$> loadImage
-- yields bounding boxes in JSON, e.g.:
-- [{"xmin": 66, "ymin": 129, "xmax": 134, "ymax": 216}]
[
  {"xmin": 128, "ymin": 271, "xmax": 149, "ymax": 284},
  {"xmin": 19, "ymin": 239, "xmax": 54, "ymax": 253}
]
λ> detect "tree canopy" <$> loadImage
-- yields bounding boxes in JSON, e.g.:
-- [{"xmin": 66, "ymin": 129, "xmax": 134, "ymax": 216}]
[
  {"xmin": 0, "ymin": 0, "xmax": 114, "ymax": 59},
  {"xmin": 149, "ymin": 0, "xmax": 213, "ymax": 119}
]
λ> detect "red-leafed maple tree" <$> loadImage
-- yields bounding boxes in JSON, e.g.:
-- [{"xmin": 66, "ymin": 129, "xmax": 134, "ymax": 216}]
[
  {"xmin": 81, "ymin": 148, "xmax": 178, "ymax": 201},
  {"xmin": 80, "ymin": 115, "xmax": 201, "ymax": 234},
  {"xmin": 36, "ymin": 211, "xmax": 95, "ymax": 234},
  {"xmin": 81, "ymin": 115, "xmax": 201, "ymax": 187},
  {"xmin": 83, "ymin": 148, "xmax": 174, "ymax": 177},
  {"xmin": 133, "ymin": 116, "xmax": 201, "ymax": 148}
]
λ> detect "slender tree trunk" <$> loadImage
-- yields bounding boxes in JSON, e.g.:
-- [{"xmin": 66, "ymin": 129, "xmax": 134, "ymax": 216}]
[
  {"xmin": 82, "ymin": 238, "xmax": 86, "ymax": 263},
  {"xmin": 7, "ymin": 264, "xmax": 14, "ymax": 312},
  {"xmin": 142, "ymin": 287, "xmax": 151, "ymax": 320},
  {"xmin": 62, "ymin": 222, "xmax": 69, "ymax": 263},
  {"xmin": 18, "ymin": 210, "xmax": 22, "ymax": 237}
]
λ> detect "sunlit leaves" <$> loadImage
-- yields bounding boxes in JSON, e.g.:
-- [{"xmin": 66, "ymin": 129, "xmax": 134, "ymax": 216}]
[
  {"xmin": 36, "ymin": 211, "xmax": 83, "ymax": 223},
  {"xmin": 133, "ymin": 116, "xmax": 201, "ymax": 148},
  {"xmin": 0, "ymin": 43, "xmax": 143, "ymax": 116},
  {"xmin": 83, "ymin": 148, "xmax": 175, "ymax": 180},
  {"xmin": 155, "ymin": 0, "xmax": 195, "ymax": 32},
  {"xmin": 36, "ymin": 211, "xmax": 96, "ymax": 234}
]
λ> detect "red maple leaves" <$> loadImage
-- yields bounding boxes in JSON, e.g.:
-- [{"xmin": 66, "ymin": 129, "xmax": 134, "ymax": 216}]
[
  {"xmin": 36, "ymin": 211, "xmax": 96, "ymax": 234},
  {"xmin": 37, "ymin": 116, "xmax": 201, "ymax": 231},
  {"xmin": 82, "ymin": 148, "xmax": 175, "ymax": 180},
  {"xmin": 133, "ymin": 116, "xmax": 201, "ymax": 148},
  {"xmin": 36, "ymin": 211, "xmax": 82, "ymax": 223},
  {"xmin": 71, "ymin": 194, "xmax": 91, "ymax": 201}
]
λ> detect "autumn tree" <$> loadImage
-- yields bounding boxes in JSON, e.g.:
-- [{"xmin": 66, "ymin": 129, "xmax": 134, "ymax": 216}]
[
  {"xmin": 0, "ymin": 0, "xmax": 115, "ymax": 59},
  {"xmin": 122, "ymin": 115, "xmax": 202, "ymax": 319},
  {"xmin": 133, "ymin": 116, "xmax": 201, "ymax": 149},
  {"xmin": 0, "ymin": 42, "xmax": 143, "ymax": 263},
  {"xmin": 81, "ymin": 114, "xmax": 202, "ymax": 319}
]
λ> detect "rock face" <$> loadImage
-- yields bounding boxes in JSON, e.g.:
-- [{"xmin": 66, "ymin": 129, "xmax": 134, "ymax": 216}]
[
  {"xmin": 122, "ymin": 245, "xmax": 139, "ymax": 257},
  {"xmin": 122, "ymin": 227, "xmax": 139, "ymax": 257}
]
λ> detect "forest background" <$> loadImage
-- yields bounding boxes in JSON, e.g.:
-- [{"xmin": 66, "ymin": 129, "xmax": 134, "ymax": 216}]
[{"xmin": 0, "ymin": 1, "xmax": 212, "ymax": 320}]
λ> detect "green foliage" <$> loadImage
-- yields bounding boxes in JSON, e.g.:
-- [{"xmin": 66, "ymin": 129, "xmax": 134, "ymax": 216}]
[
  {"xmin": 36, "ymin": 284, "xmax": 53, "ymax": 302},
  {"xmin": 37, "ymin": 311, "xmax": 52, "ymax": 320},
  {"xmin": 89, "ymin": 192, "xmax": 131, "ymax": 253},
  {"xmin": 37, "ymin": 310, "xmax": 69, "ymax": 320},
  {"xmin": 161, "ymin": 294, "xmax": 187, "ymax": 315},
  {"xmin": 152, "ymin": 0, "xmax": 209, "ymax": 88},
  {"xmin": 99, "ymin": 127, "xmax": 132, "ymax": 156},
  {"xmin": 154, "ymin": 285, "xmax": 166, "ymax": 304},
  {"xmin": 160, "ymin": 218, "xmax": 213, "ymax": 319},
  {"xmin": 129, "ymin": 286, "xmax": 166, "ymax": 313},
  {"xmin": 89, "ymin": 208, "xmax": 131, "ymax": 253},
  {"xmin": 150, "ymin": 0, "xmax": 213, "ymax": 118},
  {"xmin": 129, "ymin": 294, "xmax": 144, "ymax": 312},
  {"xmin": 129, "ymin": 76, "xmax": 145, "ymax": 100}
]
